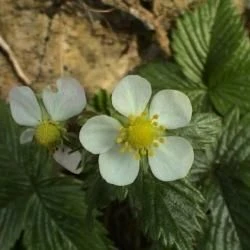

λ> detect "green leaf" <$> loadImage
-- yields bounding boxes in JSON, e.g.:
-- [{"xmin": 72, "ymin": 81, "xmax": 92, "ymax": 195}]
[
  {"xmin": 195, "ymin": 109, "xmax": 250, "ymax": 249},
  {"xmin": 0, "ymin": 101, "xmax": 113, "ymax": 250},
  {"xmin": 172, "ymin": 0, "xmax": 250, "ymax": 114},
  {"xmin": 189, "ymin": 147, "xmax": 215, "ymax": 183},
  {"xmin": 129, "ymin": 174, "xmax": 204, "ymax": 250},
  {"xmin": 174, "ymin": 113, "xmax": 222, "ymax": 150},
  {"xmin": 23, "ymin": 178, "xmax": 112, "ymax": 250},
  {"xmin": 85, "ymin": 171, "xmax": 128, "ymax": 211},
  {"xmin": 198, "ymin": 179, "xmax": 241, "ymax": 250},
  {"xmin": 137, "ymin": 61, "xmax": 209, "ymax": 112},
  {"xmin": 0, "ymin": 199, "xmax": 27, "ymax": 250},
  {"xmin": 138, "ymin": 0, "xmax": 250, "ymax": 115},
  {"xmin": 0, "ymin": 101, "xmax": 34, "ymax": 250},
  {"xmin": 11, "ymin": 239, "xmax": 26, "ymax": 250},
  {"xmin": 90, "ymin": 89, "xmax": 112, "ymax": 115},
  {"xmin": 173, "ymin": 0, "xmax": 245, "ymax": 83}
]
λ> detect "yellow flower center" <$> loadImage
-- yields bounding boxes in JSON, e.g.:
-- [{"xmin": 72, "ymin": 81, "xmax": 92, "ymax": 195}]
[
  {"xmin": 35, "ymin": 121, "xmax": 61, "ymax": 147},
  {"xmin": 116, "ymin": 113, "xmax": 165, "ymax": 158}
]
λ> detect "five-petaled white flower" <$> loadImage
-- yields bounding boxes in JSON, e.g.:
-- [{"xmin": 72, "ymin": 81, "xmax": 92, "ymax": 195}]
[
  {"xmin": 79, "ymin": 75, "xmax": 194, "ymax": 186},
  {"xmin": 9, "ymin": 77, "xmax": 86, "ymax": 148}
]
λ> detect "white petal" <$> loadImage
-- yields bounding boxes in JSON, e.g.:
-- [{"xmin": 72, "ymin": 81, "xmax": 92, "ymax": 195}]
[
  {"xmin": 79, "ymin": 115, "xmax": 121, "ymax": 154},
  {"xmin": 112, "ymin": 75, "xmax": 152, "ymax": 117},
  {"xmin": 42, "ymin": 77, "xmax": 86, "ymax": 121},
  {"xmin": 20, "ymin": 128, "xmax": 35, "ymax": 144},
  {"xmin": 149, "ymin": 136, "xmax": 194, "ymax": 181},
  {"xmin": 99, "ymin": 145, "xmax": 139, "ymax": 186},
  {"xmin": 9, "ymin": 86, "xmax": 41, "ymax": 126},
  {"xmin": 149, "ymin": 90, "xmax": 192, "ymax": 129},
  {"xmin": 53, "ymin": 146, "xmax": 82, "ymax": 174}
]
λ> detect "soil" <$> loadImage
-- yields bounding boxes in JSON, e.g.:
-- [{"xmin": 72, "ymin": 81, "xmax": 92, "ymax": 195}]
[{"xmin": 0, "ymin": 0, "xmax": 207, "ymax": 99}]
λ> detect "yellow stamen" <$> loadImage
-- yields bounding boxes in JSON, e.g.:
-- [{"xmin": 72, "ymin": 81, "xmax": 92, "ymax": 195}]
[
  {"xmin": 116, "ymin": 137, "xmax": 123, "ymax": 143},
  {"xmin": 116, "ymin": 112, "xmax": 165, "ymax": 159},
  {"xmin": 159, "ymin": 125, "xmax": 165, "ymax": 131},
  {"xmin": 148, "ymin": 149, "xmax": 154, "ymax": 157},
  {"xmin": 159, "ymin": 137, "xmax": 164, "ymax": 143},
  {"xmin": 35, "ymin": 121, "xmax": 62, "ymax": 147}
]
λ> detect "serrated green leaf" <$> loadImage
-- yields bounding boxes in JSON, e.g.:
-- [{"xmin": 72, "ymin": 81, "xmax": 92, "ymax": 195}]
[
  {"xmin": 0, "ymin": 101, "xmax": 114, "ymax": 250},
  {"xmin": 172, "ymin": 0, "xmax": 250, "ymax": 114},
  {"xmin": 0, "ymin": 199, "xmax": 26, "ymax": 250},
  {"xmin": 0, "ymin": 101, "xmax": 35, "ymax": 250},
  {"xmin": 137, "ymin": 61, "xmax": 209, "ymax": 112},
  {"xmin": 138, "ymin": 0, "xmax": 250, "ymax": 115},
  {"xmin": 129, "ymin": 174, "xmax": 204, "ymax": 250},
  {"xmin": 173, "ymin": 0, "xmax": 247, "ymax": 82},
  {"xmin": 174, "ymin": 113, "xmax": 222, "ymax": 150},
  {"xmin": 23, "ymin": 178, "xmax": 112, "ymax": 250},
  {"xmin": 195, "ymin": 109, "xmax": 250, "ymax": 249},
  {"xmin": 189, "ymin": 147, "xmax": 215, "ymax": 183},
  {"xmin": 197, "ymin": 179, "xmax": 241, "ymax": 250}
]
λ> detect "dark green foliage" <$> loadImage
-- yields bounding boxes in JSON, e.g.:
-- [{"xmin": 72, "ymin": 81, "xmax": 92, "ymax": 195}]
[
  {"xmin": 137, "ymin": 0, "xmax": 250, "ymax": 248},
  {"xmin": 138, "ymin": 61, "xmax": 209, "ymax": 112},
  {"xmin": 2, "ymin": 0, "xmax": 250, "ymax": 249},
  {"xmin": 138, "ymin": 0, "xmax": 250, "ymax": 115},
  {"xmin": 91, "ymin": 89, "xmax": 112, "ymax": 115},
  {"xmin": 0, "ymin": 101, "xmax": 113, "ymax": 250},
  {"xmin": 174, "ymin": 113, "xmax": 222, "ymax": 150},
  {"xmin": 194, "ymin": 110, "xmax": 250, "ymax": 250},
  {"xmin": 128, "ymin": 174, "xmax": 204, "ymax": 250}
]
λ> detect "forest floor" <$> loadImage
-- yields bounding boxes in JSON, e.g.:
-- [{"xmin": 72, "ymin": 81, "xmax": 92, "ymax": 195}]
[
  {"xmin": 0, "ymin": 0, "xmax": 206, "ymax": 98},
  {"xmin": 0, "ymin": 0, "xmax": 246, "ymax": 99}
]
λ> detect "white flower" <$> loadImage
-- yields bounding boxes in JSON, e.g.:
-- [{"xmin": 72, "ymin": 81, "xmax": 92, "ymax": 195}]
[
  {"xmin": 9, "ymin": 77, "xmax": 86, "ymax": 147},
  {"xmin": 79, "ymin": 75, "xmax": 194, "ymax": 186},
  {"xmin": 53, "ymin": 146, "xmax": 82, "ymax": 174}
]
